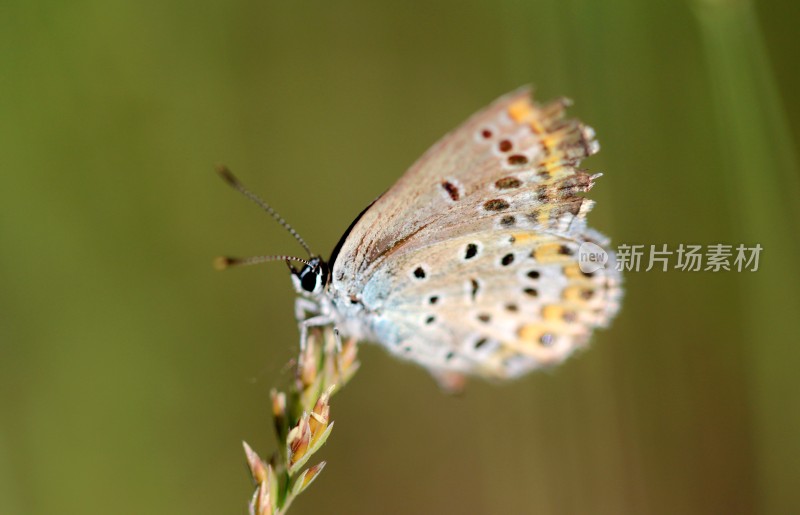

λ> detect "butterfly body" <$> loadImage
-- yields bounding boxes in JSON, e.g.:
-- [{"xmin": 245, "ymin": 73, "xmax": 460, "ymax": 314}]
[{"xmin": 282, "ymin": 87, "xmax": 621, "ymax": 382}]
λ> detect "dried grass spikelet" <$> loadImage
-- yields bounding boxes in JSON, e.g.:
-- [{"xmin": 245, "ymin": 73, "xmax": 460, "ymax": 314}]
[{"xmin": 243, "ymin": 325, "xmax": 359, "ymax": 514}]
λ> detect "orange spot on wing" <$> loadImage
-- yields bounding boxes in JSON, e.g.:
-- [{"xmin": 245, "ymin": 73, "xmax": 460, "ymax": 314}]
[
  {"xmin": 517, "ymin": 323, "xmax": 545, "ymax": 342},
  {"xmin": 533, "ymin": 242, "xmax": 564, "ymax": 263},
  {"xmin": 509, "ymin": 233, "xmax": 546, "ymax": 245},
  {"xmin": 537, "ymin": 209, "xmax": 550, "ymax": 225},
  {"xmin": 512, "ymin": 324, "xmax": 563, "ymax": 364},
  {"xmin": 529, "ymin": 117, "xmax": 545, "ymax": 135},
  {"xmin": 542, "ymin": 305, "xmax": 565, "ymax": 321},
  {"xmin": 541, "ymin": 134, "xmax": 559, "ymax": 151},
  {"xmin": 508, "ymin": 99, "xmax": 534, "ymax": 122},
  {"xmin": 564, "ymin": 285, "xmax": 593, "ymax": 302}
]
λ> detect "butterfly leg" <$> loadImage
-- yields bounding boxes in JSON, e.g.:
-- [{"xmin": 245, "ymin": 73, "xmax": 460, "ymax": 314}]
[
  {"xmin": 294, "ymin": 297, "xmax": 320, "ymax": 322},
  {"xmin": 333, "ymin": 327, "xmax": 343, "ymax": 354},
  {"xmin": 294, "ymin": 297, "xmax": 332, "ymax": 350},
  {"xmin": 298, "ymin": 314, "xmax": 334, "ymax": 351}
]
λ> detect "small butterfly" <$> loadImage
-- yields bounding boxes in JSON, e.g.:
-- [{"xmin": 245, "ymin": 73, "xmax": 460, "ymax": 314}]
[{"xmin": 217, "ymin": 87, "xmax": 622, "ymax": 390}]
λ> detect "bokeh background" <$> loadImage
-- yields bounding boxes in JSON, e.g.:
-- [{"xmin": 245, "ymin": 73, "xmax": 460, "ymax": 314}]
[{"xmin": 2, "ymin": 1, "xmax": 799, "ymax": 513}]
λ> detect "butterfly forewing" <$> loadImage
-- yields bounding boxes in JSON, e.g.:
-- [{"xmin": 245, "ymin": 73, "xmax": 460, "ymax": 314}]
[{"xmin": 332, "ymin": 87, "xmax": 598, "ymax": 287}]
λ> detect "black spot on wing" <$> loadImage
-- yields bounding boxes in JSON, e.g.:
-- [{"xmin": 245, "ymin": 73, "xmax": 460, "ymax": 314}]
[
  {"xmin": 484, "ymin": 199, "xmax": 510, "ymax": 211},
  {"xmin": 495, "ymin": 177, "xmax": 522, "ymax": 189},
  {"xmin": 441, "ymin": 181, "xmax": 460, "ymax": 201},
  {"xmin": 500, "ymin": 215, "xmax": 516, "ymax": 227}
]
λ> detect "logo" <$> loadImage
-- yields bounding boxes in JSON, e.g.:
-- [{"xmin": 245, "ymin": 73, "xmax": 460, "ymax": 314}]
[{"xmin": 578, "ymin": 242, "xmax": 609, "ymax": 274}]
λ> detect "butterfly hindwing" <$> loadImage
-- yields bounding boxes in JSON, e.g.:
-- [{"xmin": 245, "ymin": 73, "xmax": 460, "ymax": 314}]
[{"xmin": 361, "ymin": 227, "xmax": 621, "ymax": 379}]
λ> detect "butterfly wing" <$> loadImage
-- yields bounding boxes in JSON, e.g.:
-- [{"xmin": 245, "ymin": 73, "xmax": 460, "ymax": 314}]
[
  {"xmin": 331, "ymin": 87, "xmax": 599, "ymax": 286},
  {"xmin": 329, "ymin": 88, "xmax": 621, "ymax": 379},
  {"xmin": 358, "ymin": 227, "xmax": 621, "ymax": 379}
]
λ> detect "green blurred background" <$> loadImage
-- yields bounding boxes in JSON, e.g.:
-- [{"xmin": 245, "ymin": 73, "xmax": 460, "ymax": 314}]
[{"xmin": 2, "ymin": 0, "xmax": 799, "ymax": 513}]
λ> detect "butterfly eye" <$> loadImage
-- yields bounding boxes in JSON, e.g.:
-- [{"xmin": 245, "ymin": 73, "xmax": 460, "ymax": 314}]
[
  {"xmin": 299, "ymin": 266, "xmax": 319, "ymax": 292},
  {"xmin": 298, "ymin": 258, "xmax": 328, "ymax": 293}
]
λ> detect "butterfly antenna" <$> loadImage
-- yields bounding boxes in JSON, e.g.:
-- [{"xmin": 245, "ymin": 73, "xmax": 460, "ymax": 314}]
[
  {"xmin": 214, "ymin": 254, "xmax": 311, "ymax": 271},
  {"xmin": 215, "ymin": 164, "xmax": 313, "ymax": 257}
]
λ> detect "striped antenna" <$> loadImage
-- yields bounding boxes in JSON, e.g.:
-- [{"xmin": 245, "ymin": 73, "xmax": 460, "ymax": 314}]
[
  {"xmin": 215, "ymin": 165, "xmax": 313, "ymax": 256},
  {"xmin": 214, "ymin": 254, "xmax": 312, "ymax": 271}
]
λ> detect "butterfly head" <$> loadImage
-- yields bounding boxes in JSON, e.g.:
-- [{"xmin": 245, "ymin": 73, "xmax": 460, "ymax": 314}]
[
  {"xmin": 215, "ymin": 165, "xmax": 331, "ymax": 295},
  {"xmin": 290, "ymin": 257, "xmax": 329, "ymax": 296}
]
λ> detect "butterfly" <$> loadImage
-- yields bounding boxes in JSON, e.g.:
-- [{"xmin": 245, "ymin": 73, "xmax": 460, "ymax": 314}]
[{"xmin": 217, "ymin": 87, "xmax": 622, "ymax": 390}]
